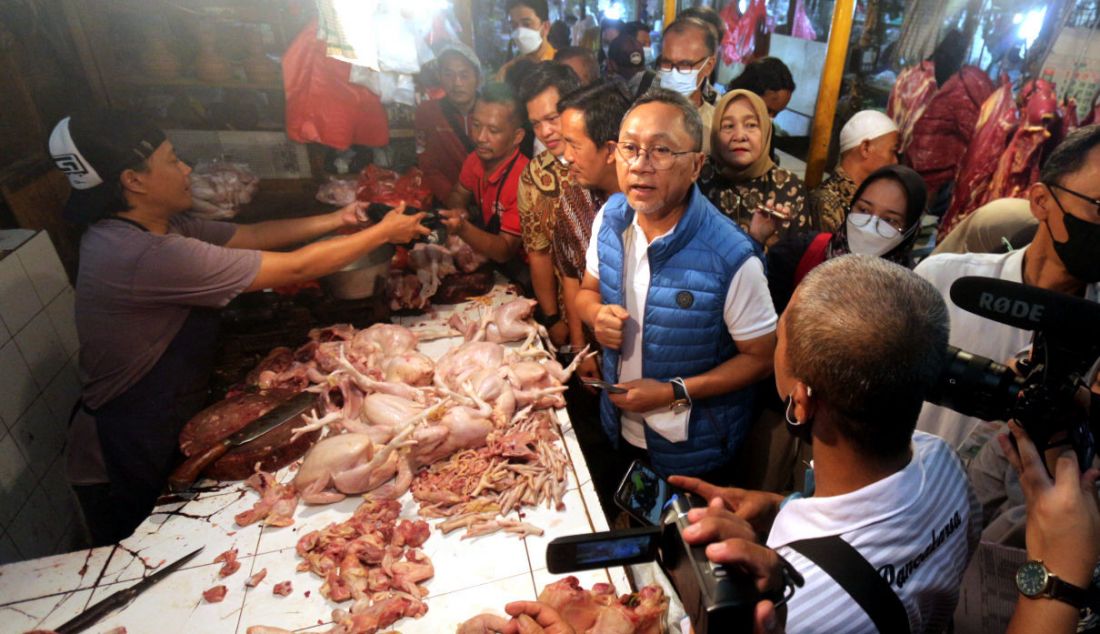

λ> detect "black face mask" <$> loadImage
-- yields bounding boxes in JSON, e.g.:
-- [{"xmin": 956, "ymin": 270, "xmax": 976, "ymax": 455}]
[
  {"xmin": 1050, "ymin": 193, "xmax": 1100, "ymax": 283},
  {"xmin": 784, "ymin": 394, "xmax": 814, "ymax": 444}
]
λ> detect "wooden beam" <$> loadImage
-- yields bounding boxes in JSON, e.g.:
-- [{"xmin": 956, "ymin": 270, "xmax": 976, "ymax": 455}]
[{"xmin": 804, "ymin": 0, "xmax": 855, "ymax": 188}]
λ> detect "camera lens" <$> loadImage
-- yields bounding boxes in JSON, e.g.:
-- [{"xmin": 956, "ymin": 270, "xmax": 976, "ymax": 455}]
[{"xmin": 926, "ymin": 346, "xmax": 1025, "ymax": 422}]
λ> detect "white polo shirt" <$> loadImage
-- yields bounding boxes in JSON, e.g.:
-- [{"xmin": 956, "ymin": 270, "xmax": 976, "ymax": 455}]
[
  {"xmin": 913, "ymin": 247, "xmax": 1100, "ymax": 448},
  {"xmin": 768, "ymin": 432, "xmax": 981, "ymax": 634},
  {"xmin": 585, "ymin": 206, "xmax": 777, "ymax": 448}
]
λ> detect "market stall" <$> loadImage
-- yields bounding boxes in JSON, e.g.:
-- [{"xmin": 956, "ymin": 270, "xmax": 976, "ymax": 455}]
[{"xmin": 0, "ymin": 285, "xmax": 646, "ymax": 634}]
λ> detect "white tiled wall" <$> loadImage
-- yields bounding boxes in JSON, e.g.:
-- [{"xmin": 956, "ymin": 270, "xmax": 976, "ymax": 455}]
[{"xmin": 0, "ymin": 231, "xmax": 83, "ymax": 563}]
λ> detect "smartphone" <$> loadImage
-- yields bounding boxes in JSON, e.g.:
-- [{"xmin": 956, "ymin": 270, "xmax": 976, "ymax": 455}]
[
  {"xmin": 546, "ymin": 525, "xmax": 661, "ymax": 573},
  {"xmin": 582, "ymin": 378, "xmax": 628, "ymax": 394},
  {"xmin": 755, "ymin": 204, "xmax": 791, "ymax": 221},
  {"xmin": 614, "ymin": 460, "xmax": 673, "ymax": 526}
]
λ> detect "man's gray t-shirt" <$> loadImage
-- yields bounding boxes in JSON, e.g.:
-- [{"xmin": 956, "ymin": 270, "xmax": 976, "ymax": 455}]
[{"xmin": 76, "ymin": 214, "xmax": 260, "ymax": 409}]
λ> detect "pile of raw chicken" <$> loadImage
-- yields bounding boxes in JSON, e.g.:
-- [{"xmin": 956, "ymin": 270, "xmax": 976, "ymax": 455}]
[
  {"xmin": 458, "ymin": 576, "xmax": 669, "ymax": 634},
  {"xmin": 230, "ymin": 297, "xmax": 593, "ymax": 632}
]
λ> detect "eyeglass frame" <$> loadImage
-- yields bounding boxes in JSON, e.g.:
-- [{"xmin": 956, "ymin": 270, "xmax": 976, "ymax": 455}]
[
  {"xmin": 654, "ymin": 55, "xmax": 710, "ymax": 74},
  {"xmin": 1046, "ymin": 182, "xmax": 1100, "ymax": 218},
  {"xmin": 614, "ymin": 141, "xmax": 698, "ymax": 170},
  {"xmin": 847, "ymin": 210, "xmax": 913, "ymax": 238}
]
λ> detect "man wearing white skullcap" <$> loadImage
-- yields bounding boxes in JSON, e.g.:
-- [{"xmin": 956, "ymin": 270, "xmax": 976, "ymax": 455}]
[{"xmin": 808, "ymin": 110, "xmax": 900, "ymax": 232}]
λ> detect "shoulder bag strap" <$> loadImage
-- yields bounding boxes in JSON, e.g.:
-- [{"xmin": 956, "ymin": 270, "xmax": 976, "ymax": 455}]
[
  {"xmin": 792, "ymin": 232, "xmax": 832, "ymax": 287},
  {"xmin": 786, "ymin": 535, "xmax": 911, "ymax": 634}
]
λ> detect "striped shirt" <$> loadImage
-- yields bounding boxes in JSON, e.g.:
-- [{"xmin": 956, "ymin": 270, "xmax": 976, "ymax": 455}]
[{"xmin": 767, "ymin": 432, "xmax": 980, "ymax": 634}]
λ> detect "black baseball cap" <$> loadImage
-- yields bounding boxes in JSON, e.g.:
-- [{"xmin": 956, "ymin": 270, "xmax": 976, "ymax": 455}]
[
  {"xmin": 608, "ymin": 33, "xmax": 645, "ymax": 79},
  {"xmin": 48, "ymin": 110, "xmax": 167, "ymax": 224}
]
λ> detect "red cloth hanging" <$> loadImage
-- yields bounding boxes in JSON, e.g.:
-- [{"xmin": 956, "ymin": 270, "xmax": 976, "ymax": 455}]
[{"xmin": 283, "ymin": 20, "xmax": 390, "ymax": 150}]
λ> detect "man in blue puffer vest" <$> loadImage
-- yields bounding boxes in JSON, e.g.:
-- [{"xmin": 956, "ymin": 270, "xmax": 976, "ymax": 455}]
[{"xmin": 576, "ymin": 88, "xmax": 778, "ymax": 483}]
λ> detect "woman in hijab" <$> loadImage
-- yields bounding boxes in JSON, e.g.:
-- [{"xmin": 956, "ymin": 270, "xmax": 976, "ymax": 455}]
[
  {"xmin": 697, "ymin": 89, "xmax": 812, "ymax": 247},
  {"xmin": 762, "ymin": 164, "xmax": 928, "ymax": 313}
]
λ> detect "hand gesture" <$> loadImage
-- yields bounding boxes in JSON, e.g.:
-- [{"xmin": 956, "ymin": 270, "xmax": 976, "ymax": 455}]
[
  {"xmin": 593, "ymin": 304, "xmax": 629, "ymax": 350},
  {"xmin": 999, "ymin": 421, "xmax": 1100, "ymax": 587},
  {"xmin": 500, "ymin": 601, "xmax": 576, "ymax": 634},
  {"xmin": 749, "ymin": 208, "xmax": 780, "ymax": 244},
  {"xmin": 377, "ymin": 202, "xmax": 430, "ymax": 244},
  {"xmin": 337, "ymin": 200, "xmax": 368, "ymax": 227},
  {"xmin": 608, "ymin": 378, "xmax": 673, "ymax": 412},
  {"xmin": 440, "ymin": 208, "xmax": 470, "ymax": 236},
  {"xmin": 668, "ymin": 475, "xmax": 784, "ymax": 536}
]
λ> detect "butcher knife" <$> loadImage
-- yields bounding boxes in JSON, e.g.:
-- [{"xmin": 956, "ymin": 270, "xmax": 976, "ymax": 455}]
[
  {"xmin": 167, "ymin": 391, "xmax": 316, "ymax": 491},
  {"xmin": 54, "ymin": 546, "xmax": 203, "ymax": 634}
]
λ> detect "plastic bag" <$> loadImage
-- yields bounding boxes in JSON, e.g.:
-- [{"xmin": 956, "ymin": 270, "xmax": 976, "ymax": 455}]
[
  {"xmin": 190, "ymin": 160, "xmax": 259, "ymax": 219},
  {"xmin": 282, "ymin": 20, "xmax": 389, "ymax": 150},
  {"xmin": 315, "ymin": 176, "xmax": 359, "ymax": 206},
  {"xmin": 356, "ymin": 165, "xmax": 433, "ymax": 210}
]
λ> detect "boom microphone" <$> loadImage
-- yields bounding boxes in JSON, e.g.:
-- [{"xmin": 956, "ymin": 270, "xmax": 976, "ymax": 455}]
[{"xmin": 949, "ymin": 276, "xmax": 1100, "ymax": 336}]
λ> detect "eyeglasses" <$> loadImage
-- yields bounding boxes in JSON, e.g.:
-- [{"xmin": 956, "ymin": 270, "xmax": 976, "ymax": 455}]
[
  {"xmin": 1047, "ymin": 182, "xmax": 1100, "ymax": 217},
  {"xmin": 655, "ymin": 56, "xmax": 709, "ymax": 74},
  {"xmin": 848, "ymin": 211, "xmax": 907, "ymax": 237},
  {"xmin": 615, "ymin": 141, "xmax": 696, "ymax": 170}
]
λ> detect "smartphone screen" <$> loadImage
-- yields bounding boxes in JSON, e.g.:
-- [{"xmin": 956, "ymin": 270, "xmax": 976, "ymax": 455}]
[
  {"xmin": 615, "ymin": 460, "xmax": 671, "ymax": 526},
  {"xmin": 546, "ymin": 526, "xmax": 661, "ymax": 573}
]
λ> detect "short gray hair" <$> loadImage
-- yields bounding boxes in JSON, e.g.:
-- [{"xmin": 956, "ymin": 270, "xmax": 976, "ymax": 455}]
[
  {"xmin": 785, "ymin": 255, "xmax": 949, "ymax": 456},
  {"xmin": 624, "ymin": 87, "xmax": 704, "ymax": 151}
]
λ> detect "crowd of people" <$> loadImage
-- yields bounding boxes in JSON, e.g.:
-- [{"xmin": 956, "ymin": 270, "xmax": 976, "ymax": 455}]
[
  {"xmin": 411, "ymin": 1, "xmax": 1100, "ymax": 632},
  {"xmin": 48, "ymin": 0, "xmax": 1099, "ymax": 631}
]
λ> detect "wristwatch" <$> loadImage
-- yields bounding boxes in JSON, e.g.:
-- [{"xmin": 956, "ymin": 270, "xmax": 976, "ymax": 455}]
[
  {"xmin": 534, "ymin": 309, "xmax": 562, "ymax": 329},
  {"xmin": 669, "ymin": 377, "xmax": 691, "ymax": 409},
  {"xmin": 1015, "ymin": 560, "xmax": 1096, "ymax": 609}
]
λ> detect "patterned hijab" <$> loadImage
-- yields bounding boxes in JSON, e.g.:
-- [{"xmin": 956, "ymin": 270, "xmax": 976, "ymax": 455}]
[
  {"xmin": 827, "ymin": 165, "xmax": 928, "ymax": 266},
  {"xmin": 710, "ymin": 89, "xmax": 776, "ymax": 182}
]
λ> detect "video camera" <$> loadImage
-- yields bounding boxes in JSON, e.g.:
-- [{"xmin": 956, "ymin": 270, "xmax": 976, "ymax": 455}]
[
  {"xmin": 363, "ymin": 202, "xmax": 448, "ymax": 245},
  {"xmin": 926, "ymin": 276, "xmax": 1100, "ymax": 469},
  {"xmin": 546, "ymin": 462, "xmax": 801, "ymax": 633}
]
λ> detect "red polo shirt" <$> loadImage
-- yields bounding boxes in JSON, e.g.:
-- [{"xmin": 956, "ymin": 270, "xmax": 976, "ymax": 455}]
[{"xmin": 458, "ymin": 147, "xmax": 528, "ymax": 237}]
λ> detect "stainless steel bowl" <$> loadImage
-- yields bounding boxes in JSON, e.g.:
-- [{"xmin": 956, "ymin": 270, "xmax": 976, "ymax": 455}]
[{"xmin": 319, "ymin": 242, "xmax": 394, "ymax": 300}]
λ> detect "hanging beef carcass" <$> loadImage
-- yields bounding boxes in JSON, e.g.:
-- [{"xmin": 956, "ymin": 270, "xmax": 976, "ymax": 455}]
[
  {"xmin": 937, "ymin": 79, "xmax": 1019, "ymax": 241},
  {"xmin": 905, "ymin": 65, "xmax": 995, "ymax": 196},
  {"xmin": 888, "ymin": 62, "xmax": 938, "ymax": 155},
  {"xmin": 985, "ymin": 78, "xmax": 1061, "ymax": 203}
]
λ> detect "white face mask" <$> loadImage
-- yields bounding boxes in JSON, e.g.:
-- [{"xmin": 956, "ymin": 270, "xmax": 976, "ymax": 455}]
[
  {"xmin": 511, "ymin": 27, "xmax": 543, "ymax": 55},
  {"xmin": 845, "ymin": 212, "xmax": 906, "ymax": 256},
  {"xmin": 642, "ymin": 46, "xmax": 656, "ymax": 65},
  {"xmin": 657, "ymin": 68, "xmax": 701, "ymax": 96}
]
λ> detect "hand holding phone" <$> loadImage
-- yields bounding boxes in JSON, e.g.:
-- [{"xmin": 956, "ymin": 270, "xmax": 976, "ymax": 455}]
[{"xmin": 582, "ymin": 378, "xmax": 628, "ymax": 394}]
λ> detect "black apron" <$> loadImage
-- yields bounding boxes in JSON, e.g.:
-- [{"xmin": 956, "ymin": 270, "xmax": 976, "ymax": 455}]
[
  {"xmin": 469, "ymin": 152, "xmax": 532, "ymax": 293},
  {"xmin": 78, "ymin": 219, "xmax": 224, "ymax": 542}
]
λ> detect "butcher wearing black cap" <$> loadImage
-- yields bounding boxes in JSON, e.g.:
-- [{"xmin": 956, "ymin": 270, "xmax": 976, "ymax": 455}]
[{"xmin": 51, "ymin": 110, "xmax": 429, "ymax": 545}]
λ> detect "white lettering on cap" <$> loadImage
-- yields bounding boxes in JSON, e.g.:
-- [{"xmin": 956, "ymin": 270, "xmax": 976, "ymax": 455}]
[{"xmin": 48, "ymin": 117, "xmax": 104, "ymax": 190}]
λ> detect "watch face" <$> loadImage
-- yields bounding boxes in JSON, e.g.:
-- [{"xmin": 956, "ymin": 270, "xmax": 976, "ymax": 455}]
[{"xmin": 1016, "ymin": 561, "xmax": 1050, "ymax": 597}]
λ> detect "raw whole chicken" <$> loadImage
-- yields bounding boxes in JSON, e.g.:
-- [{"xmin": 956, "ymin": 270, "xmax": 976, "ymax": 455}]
[
  {"xmin": 189, "ymin": 161, "xmax": 258, "ymax": 219},
  {"xmin": 450, "ymin": 298, "xmax": 549, "ymax": 347},
  {"xmin": 293, "ymin": 433, "xmax": 408, "ymax": 503}
]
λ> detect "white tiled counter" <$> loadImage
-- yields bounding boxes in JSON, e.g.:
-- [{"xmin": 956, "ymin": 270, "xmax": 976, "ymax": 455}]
[{"xmin": 0, "ymin": 286, "xmax": 635, "ymax": 634}]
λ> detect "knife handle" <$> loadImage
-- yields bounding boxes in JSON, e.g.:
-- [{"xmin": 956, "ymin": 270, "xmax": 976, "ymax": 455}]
[{"xmin": 168, "ymin": 440, "xmax": 230, "ymax": 492}]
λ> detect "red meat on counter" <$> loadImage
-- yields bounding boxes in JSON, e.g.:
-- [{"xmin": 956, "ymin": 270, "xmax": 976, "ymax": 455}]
[
  {"xmin": 904, "ymin": 65, "xmax": 995, "ymax": 196},
  {"xmin": 986, "ymin": 78, "xmax": 1061, "ymax": 202},
  {"xmin": 937, "ymin": 79, "xmax": 1018, "ymax": 241},
  {"xmin": 888, "ymin": 62, "xmax": 938, "ymax": 154}
]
